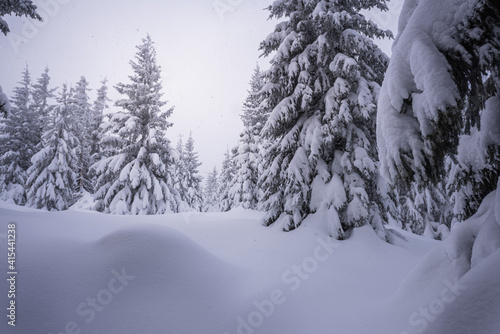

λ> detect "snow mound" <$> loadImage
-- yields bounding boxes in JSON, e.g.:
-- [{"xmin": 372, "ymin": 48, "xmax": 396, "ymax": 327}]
[
  {"xmin": 4, "ymin": 199, "xmax": 498, "ymax": 333},
  {"xmin": 69, "ymin": 191, "xmax": 95, "ymax": 211},
  {"xmin": 425, "ymin": 248, "xmax": 500, "ymax": 334},
  {"xmin": 0, "ymin": 223, "xmax": 244, "ymax": 334},
  {"xmin": 385, "ymin": 188, "xmax": 500, "ymax": 334}
]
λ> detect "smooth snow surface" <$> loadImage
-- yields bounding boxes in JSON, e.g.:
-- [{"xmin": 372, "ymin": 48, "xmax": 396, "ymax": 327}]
[
  {"xmin": 383, "ymin": 190, "xmax": 500, "ymax": 334},
  {"xmin": 0, "ymin": 190, "xmax": 499, "ymax": 333}
]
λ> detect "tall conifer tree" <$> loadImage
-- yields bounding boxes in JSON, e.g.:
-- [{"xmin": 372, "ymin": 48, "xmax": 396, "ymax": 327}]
[
  {"xmin": 92, "ymin": 36, "xmax": 179, "ymax": 214},
  {"xmin": 203, "ymin": 166, "xmax": 220, "ymax": 212},
  {"xmin": 227, "ymin": 66, "xmax": 267, "ymax": 210},
  {"xmin": 26, "ymin": 84, "xmax": 79, "ymax": 210},
  {"xmin": 71, "ymin": 76, "xmax": 93, "ymax": 194},
  {"xmin": 0, "ymin": 67, "xmax": 38, "ymax": 204},
  {"xmin": 259, "ymin": 0, "xmax": 392, "ymax": 239},
  {"xmin": 181, "ymin": 133, "xmax": 203, "ymax": 211}
]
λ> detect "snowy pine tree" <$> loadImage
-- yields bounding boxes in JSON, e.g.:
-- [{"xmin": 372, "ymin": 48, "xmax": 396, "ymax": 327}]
[
  {"xmin": 446, "ymin": 127, "xmax": 499, "ymax": 226},
  {"xmin": 395, "ymin": 181, "xmax": 452, "ymax": 239},
  {"xmin": 227, "ymin": 66, "xmax": 267, "ymax": 210},
  {"xmin": 171, "ymin": 135, "xmax": 202, "ymax": 212},
  {"xmin": 68, "ymin": 76, "xmax": 93, "ymax": 194},
  {"xmin": 172, "ymin": 135, "xmax": 188, "ymax": 210},
  {"xmin": 218, "ymin": 147, "xmax": 238, "ymax": 212},
  {"xmin": 0, "ymin": 66, "xmax": 39, "ymax": 204},
  {"xmin": 203, "ymin": 166, "xmax": 220, "ymax": 212},
  {"xmin": 180, "ymin": 133, "xmax": 203, "ymax": 211},
  {"xmin": 377, "ymin": 0, "xmax": 499, "ymax": 230},
  {"xmin": 258, "ymin": 0, "xmax": 392, "ymax": 239},
  {"xmin": 0, "ymin": 0, "xmax": 42, "ymax": 35},
  {"xmin": 31, "ymin": 67, "xmax": 56, "ymax": 148},
  {"xmin": 25, "ymin": 84, "xmax": 79, "ymax": 210},
  {"xmin": 89, "ymin": 79, "xmax": 110, "ymax": 166},
  {"xmin": 92, "ymin": 35, "xmax": 179, "ymax": 214}
]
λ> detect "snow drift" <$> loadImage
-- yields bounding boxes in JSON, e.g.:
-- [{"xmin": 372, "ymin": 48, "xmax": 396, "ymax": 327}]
[
  {"xmin": 384, "ymin": 185, "xmax": 500, "ymax": 334},
  {"xmin": 0, "ymin": 188, "xmax": 498, "ymax": 333}
]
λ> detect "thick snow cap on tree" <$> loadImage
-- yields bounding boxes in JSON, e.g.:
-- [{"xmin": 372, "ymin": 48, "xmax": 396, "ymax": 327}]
[
  {"xmin": 0, "ymin": 84, "xmax": 10, "ymax": 115},
  {"xmin": 377, "ymin": 0, "xmax": 492, "ymax": 183},
  {"xmin": 481, "ymin": 96, "xmax": 500, "ymax": 149}
]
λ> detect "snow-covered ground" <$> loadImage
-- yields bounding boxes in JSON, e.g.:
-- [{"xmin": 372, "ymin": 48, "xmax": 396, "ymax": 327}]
[{"xmin": 0, "ymin": 191, "xmax": 498, "ymax": 334}]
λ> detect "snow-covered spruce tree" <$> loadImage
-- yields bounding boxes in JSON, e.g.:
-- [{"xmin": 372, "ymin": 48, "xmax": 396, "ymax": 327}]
[
  {"xmin": 180, "ymin": 133, "xmax": 203, "ymax": 211},
  {"xmin": 258, "ymin": 0, "xmax": 392, "ymax": 239},
  {"xmin": 377, "ymin": 0, "xmax": 500, "ymax": 230},
  {"xmin": 0, "ymin": 66, "xmax": 39, "ymax": 204},
  {"xmin": 227, "ymin": 65, "xmax": 267, "ymax": 210},
  {"xmin": 172, "ymin": 135, "xmax": 188, "ymax": 210},
  {"xmin": 92, "ymin": 35, "xmax": 179, "ymax": 215},
  {"xmin": 218, "ymin": 147, "xmax": 238, "ymax": 212},
  {"xmin": 96, "ymin": 113, "xmax": 119, "ymax": 162},
  {"xmin": 70, "ymin": 76, "xmax": 93, "ymax": 194},
  {"xmin": 31, "ymin": 67, "xmax": 56, "ymax": 148},
  {"xmin": 395, "ymin": 181, "xmax": 452, "ymax": 239},
  {"xmin": 446, "ymin": 0, "xmax": 500, "ymax": 226},
  {"xmin": 203, "ymin": 166, "xmax": 220, "ymax": 212},
  {"xmin": 25, "ymin": 84, "xmax": 79, "ymax": 210},
  {"xmin": 242, "ymin": 66, "xmax": 268, "ymax": 133},
  {"xmin": 227, "ymin": 127, "xmax": 259, "ymax": 209},
  {"xmin": 89, "ymin": 79, "xmax": 110, "ymax": 166},
  {"xmin": 0, "ymin": 0, "xmax": 42, "ymax": 35},
  {"xmin": 446, "ymin": 125, "xmax": 499, "ymax": 225}
]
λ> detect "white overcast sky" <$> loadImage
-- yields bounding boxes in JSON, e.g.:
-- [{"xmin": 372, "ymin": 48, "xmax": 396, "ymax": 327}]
[{"xmin": 0, "ymin": 0, "xmax": 402, "ymax": 177}]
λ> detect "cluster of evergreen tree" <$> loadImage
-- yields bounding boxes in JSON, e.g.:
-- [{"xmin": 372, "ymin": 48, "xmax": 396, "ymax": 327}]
[
  {"xmin": 0, "ymin": 68, "xmax": 111, "ymax": 210},
  {"xmin": 0, "ymin": 36, "xmax": 204, "ymax": 213},
  {"xmin": 173, "ymin": 133, "xmax": 203, "ymax": 212},
  {"xmin": 203, "ymin": 166, "xmax": 220, "ymax": 212},
  {"xmin": 216, "ymin": 0, "xmax": 394, "ymax": 241},
  {"xmin": 2, "ymin": 0, "xmax": 498, "ymax": 239},
  {"xmin": 215, "ymin": 0, "xmax": 498, "ymax": 241},
  {"xmin": 216, "ymin": 66, "xmax": 269, "ymax": 212},
  {"xmin": 0, "ymin": 67, "xmax": 55, "ymax": 205}
]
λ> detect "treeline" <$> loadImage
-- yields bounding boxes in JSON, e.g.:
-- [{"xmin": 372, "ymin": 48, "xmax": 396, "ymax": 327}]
[
  {"xmin": 0, "ymin": 36, "xmax": 204, "ymax": 213},
  {"xmin": 1, "ymin": 0, "xmax": 498, "ymax": 242},
  {"xmin": 205, "ymin": 0, "xmax": 499, "ymax": 240}
]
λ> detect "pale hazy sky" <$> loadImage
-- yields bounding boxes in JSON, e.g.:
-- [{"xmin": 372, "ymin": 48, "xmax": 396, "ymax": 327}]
[{"xmin": 0, "ymin": 0, "xmax": 401, "ymax": 177}]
